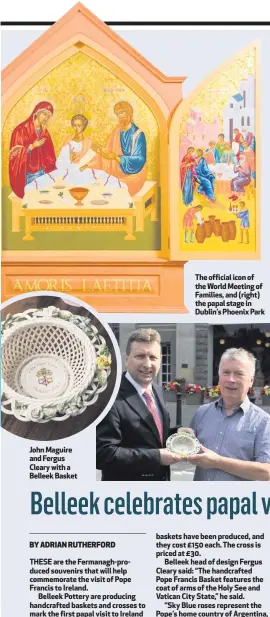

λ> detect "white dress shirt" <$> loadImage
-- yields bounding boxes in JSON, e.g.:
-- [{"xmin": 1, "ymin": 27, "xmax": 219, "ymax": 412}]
[{"xmin": 125, "ymin": 371, "xmax": 163, "ymax": 421}]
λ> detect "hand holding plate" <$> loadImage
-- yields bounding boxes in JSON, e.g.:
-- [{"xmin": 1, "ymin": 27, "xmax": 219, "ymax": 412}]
[{"xmin": 185, "ymin": 445, "xmax": 221, "ymax": 468}]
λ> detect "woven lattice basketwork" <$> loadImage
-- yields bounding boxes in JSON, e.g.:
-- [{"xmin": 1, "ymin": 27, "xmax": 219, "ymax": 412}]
[
  {"xmin": 166, "ymin": 431, "xmax": 201, "ymax": 457},
  {"xmin": 1, "ymin": 306, "xmax": 112, "ymax": 422}
]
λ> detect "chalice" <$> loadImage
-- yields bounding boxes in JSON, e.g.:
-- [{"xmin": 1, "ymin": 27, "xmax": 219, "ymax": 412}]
[{"xmin": 69, "ymin": 187, "xmax": 89, "ymax": 206}]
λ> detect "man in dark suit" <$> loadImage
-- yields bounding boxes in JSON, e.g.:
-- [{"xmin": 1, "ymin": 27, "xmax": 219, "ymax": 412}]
[{"xmin": 96, "ymin": 328, "xmax": 183, "ymax": 481}]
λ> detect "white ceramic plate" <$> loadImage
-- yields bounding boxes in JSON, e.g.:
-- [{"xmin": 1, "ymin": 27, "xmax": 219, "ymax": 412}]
[{"xmin": 166, "ymin": 431, "xmax": 201, "ymax": 456}]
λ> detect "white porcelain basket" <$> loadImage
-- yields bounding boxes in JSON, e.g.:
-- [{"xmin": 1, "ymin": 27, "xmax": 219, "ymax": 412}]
[
  {"xmin": 1, "ymin": 306, "xmax": 112, "ymax": 423},
  {"xmin": 166, "ymin": 431, "xmax": 201, "ymax": 457}
]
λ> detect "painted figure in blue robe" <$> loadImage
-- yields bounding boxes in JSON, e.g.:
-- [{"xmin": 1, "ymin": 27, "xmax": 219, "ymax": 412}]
[
  {"xmin": 195, "ymin": 149, "xmax": 216, "ymax": 202},
  {"xmin": 180, "ymin": 147, "xmax": 196, "ymax": 205},
  {"xmin": 82, "ymin": 101, "xmax": 146, "ymax": 195},
  {"xmin": 229, "ymin": 161, "xmax": 251, "ymax": 200},
  {"xmin": 236, "ymin": 200, "xmax": 250, "ymax": 244}
]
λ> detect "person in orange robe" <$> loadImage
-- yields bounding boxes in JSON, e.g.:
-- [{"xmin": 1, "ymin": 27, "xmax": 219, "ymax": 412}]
[
  {"xmin": 183, "ymin": 205, "xmax": 203, "ymax": 242},
  {"xmin": 9, "ymin": 101, "xmax": 56, "ymax": 198}
]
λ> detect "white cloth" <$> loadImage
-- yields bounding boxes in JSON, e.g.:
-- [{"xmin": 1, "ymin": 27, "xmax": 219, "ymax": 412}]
[
  {"xmin": 195, "ymin": 212, "xmax": 203, "ymax": 224},
  {"xmin": 25, "ymin": 141, "xmax": 128, "ymax": 192}
]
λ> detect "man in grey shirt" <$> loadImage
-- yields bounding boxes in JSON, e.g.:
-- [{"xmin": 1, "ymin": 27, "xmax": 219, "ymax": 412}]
[{"xmin": 186, "ymin": 348, "xmax": 270, "ymax": 481}]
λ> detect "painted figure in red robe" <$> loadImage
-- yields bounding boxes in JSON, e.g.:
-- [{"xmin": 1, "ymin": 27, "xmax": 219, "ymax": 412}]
[{"xmin": 9, "ymin": 101, "xmax": 56, "ymax": 198}]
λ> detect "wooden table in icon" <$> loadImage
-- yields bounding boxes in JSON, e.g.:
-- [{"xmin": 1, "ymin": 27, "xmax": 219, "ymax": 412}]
[
  {"xmin": 23, "ymin": 204, "xmax": 138, "ymax": 241},
  {"xmin": 9, "ymin": 184, "xmax": 136, "ymax": 241},
  {"xmin": 133, "ymin": 180, "xmax": 158, "ymax": 231},
  {"xmin": 10, "ymin": 192, "xmax": 24, "ymax": 233},
  {"xmin": 9, "ymin": 180, "xmax": 158, "ymax": 239}
]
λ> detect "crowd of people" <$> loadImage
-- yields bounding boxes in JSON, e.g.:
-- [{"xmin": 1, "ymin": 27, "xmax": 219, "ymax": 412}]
[
  {"xmin": 180, "ymin": 128, "xmax": 255, "ymax": 245},
  {"xmin": 180, "ymin": 128, "xmax": 256, "ymax": 207}
]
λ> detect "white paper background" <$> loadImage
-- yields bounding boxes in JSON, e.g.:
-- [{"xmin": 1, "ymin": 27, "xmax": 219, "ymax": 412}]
[{"xmin": 0, "ymin": 1, "xmax": 269, "ymax": 23}]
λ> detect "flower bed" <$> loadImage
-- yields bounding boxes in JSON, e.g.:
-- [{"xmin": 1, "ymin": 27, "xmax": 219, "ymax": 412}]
[
  {"xmin": 162, "ymin": 381, "xmax": 205, "ymax": 405},
  {"xmin": 207, "ymin": 385, "xmax": 221, "ymax": 400},
  {"xmin": 260, "ymin": 386, "xmax": 270, "ymax": 406}
]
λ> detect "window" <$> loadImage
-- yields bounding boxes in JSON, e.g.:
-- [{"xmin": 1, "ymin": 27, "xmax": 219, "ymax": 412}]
[
  {"xmin": 213, "ymin": 324, "xmax": 270, "ymax": 386},
  {"xmin": 247, "ymin": 116, "xmax": 250, "ymax": 126},
  {"xmin": 230, "ymin": 103, "xmax": 233, "ymax": 108},
  {"xmin": 241, "ymin": 116, "xmax": 244, "ymax": 126},
  {"xmin": 243, "ymin": 90, "xmax": 246, "ymax": 107},
  {"xmin": 108, "ymin": 323, "xmax": 120, "ymax": 344},
  {"xmin": 161, "ymin": 343, "xmax": 171, "ymax": 385}
]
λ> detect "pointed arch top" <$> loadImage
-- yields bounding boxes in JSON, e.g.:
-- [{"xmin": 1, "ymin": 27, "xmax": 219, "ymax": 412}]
[
  {"xmin": 2, "ymin": 2, "xmax": 185, "ymax": 117},
  {"xmin": 169, "ymin": 40, "xmax": 259, "ymax": 136}
]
